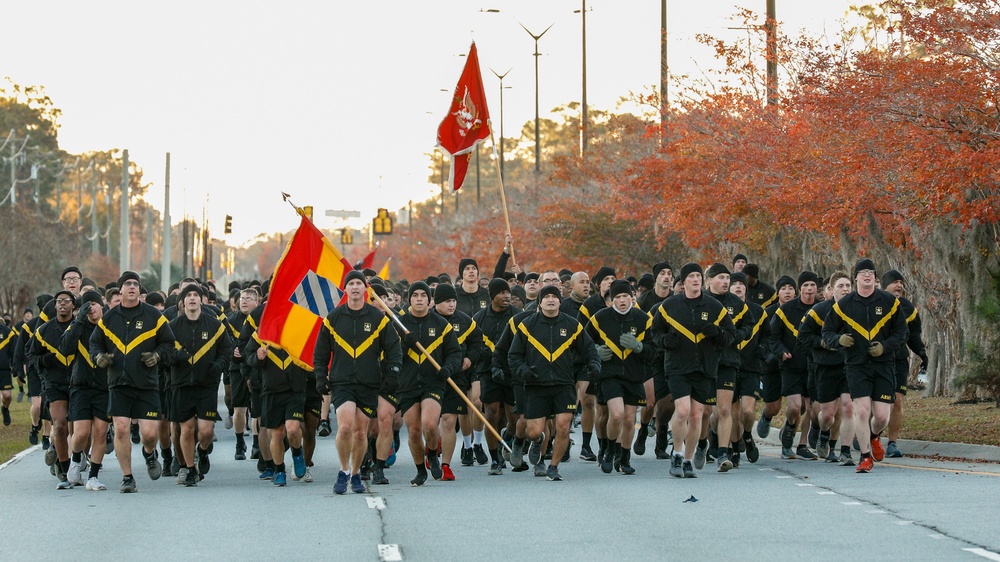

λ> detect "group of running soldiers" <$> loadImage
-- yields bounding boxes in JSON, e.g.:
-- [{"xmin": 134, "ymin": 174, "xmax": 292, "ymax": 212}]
[{"xmin": 0, "ymin": 238, "xmax": 926, "ymax": 493}]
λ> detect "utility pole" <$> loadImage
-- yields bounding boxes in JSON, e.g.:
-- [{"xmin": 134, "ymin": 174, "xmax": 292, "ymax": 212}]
[
  {"xmin": 161, "ymin": 153, "xmax": 171, "ymax": 291},
  {"xmin": 661, "ymin": 0, "xmax": 669, "ymax": 138},
  {"xmin": 201, "ymin": 199, "xmax": 209, "ymax": 280},
  {"xmin": 119, "ymin": 149, "xmax": 130, "ymax": 273},
  {"xmin": 439, "ymin": 151, "xmax": 446, "ymax": 217},
  {"xmin": 581, "ymin": 1, "xmax": 588, "ymax": 158},
  {"xmin": 182, "ymin": 215, "xmax": 189, "ymax": 279},
  {"xmin": 91, "ymin": 182, "xmax": 99, "ymax": 254},
  {"xmin": 145, "ymin": 207, "xmax": 154, "ymax": 270},
  {"xmin": 766, "ymin": 0, "xmax": 778, "ymax": 108}
]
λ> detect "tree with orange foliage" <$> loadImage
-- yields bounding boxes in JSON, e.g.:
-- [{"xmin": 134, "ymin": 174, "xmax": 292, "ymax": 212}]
[{"xmin": 608, "ymin": 0, "xmax": 999, "ymax": 394}]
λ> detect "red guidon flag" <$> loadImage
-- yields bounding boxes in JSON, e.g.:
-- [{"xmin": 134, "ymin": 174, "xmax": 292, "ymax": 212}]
[{"xmin": 437, "ymin": 42, "xmax": 491, "ymax": 191}]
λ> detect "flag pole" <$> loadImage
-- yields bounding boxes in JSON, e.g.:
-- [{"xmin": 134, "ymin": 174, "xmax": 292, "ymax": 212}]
[
  {"xmin": 281, "ymin": 191, "xmax": 310, "ymax": 219},
  {"xmin": 487, "ymin": 127, "xmax": 517, "ymax": 269},
  {"xmin": 367, "ymin": 288, "xmax": 512, "ymax": 454}
]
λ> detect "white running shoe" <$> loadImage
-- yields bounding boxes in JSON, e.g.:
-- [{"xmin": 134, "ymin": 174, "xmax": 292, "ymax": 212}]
[
  {"xmin": 85, "ymin": 476, "xmax": 107, "ymax": 491},
  {"xmin": 66, "ymin": 461, "xmax": 84, "ymax": 486}
]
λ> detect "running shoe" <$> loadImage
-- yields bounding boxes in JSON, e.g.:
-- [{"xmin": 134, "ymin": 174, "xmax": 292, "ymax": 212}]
[
  {"xmin": 545, "ymin": 465, "xmax": 562, "ymax": 481},
  {"xmin": 334, "ymin": 471, "xmax": 349, "ymax": 494},
  {"xmin": 120, "ymin": 476, "xmax": 137, "ymax": 493},
  {"xmin": 870, "ymin": 436, "xmax": 885, "ymax": 462},
  {"xmin": 473, "ymin": 444, "xmax": 489, "ymax": 465},
  {"xmin": 85, "ymin": 477, "xmax": 107, "ymax": 491},
  {"xmin": 350, "ymin": 473, "xmax": 365, "ymax": 493}
]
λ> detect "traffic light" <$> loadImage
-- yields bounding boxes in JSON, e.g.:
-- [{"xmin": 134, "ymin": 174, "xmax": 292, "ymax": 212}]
[
  {"xmin": 341, "ymin": 227, "xmax": 353, "ymax": 245},
  {"xmin": 373, "ymin": 208, "xmax": 393, "ymax": 235},
  {"xmin": 224, "ymin": 215, "xmax": 232, "ymax": 234}
]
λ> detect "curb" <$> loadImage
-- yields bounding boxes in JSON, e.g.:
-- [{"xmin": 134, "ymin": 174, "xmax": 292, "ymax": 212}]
[{"xmin": 757, "ymin": 424, "xmax": 1000, "ymax": 463}]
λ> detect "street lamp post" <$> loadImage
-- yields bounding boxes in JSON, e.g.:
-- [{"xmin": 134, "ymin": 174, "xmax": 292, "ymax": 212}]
[
  {"xmin": 490, "ymin": 68, "xmax": 512, "ymax": 183},
  {"xmin": 519, "ymin": 22, "xmax": 554, "ymax": 175}
]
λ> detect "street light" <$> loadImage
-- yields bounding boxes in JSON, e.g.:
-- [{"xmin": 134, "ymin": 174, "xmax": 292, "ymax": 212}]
[
  {"xmin": 490, "ymin": 68, "xmax": 512, "ymax": 183},
  {"xmin": 518, "ymin": 21, "xmax": 554, "ymax": 175}
]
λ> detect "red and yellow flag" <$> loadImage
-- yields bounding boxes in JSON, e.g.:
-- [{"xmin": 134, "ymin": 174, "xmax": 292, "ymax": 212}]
[{"xmin": 257, "ymin": 215, "xmax": 354, "ymax": 368}]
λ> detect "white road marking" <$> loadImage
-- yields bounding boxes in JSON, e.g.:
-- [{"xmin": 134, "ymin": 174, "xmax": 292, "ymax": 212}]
[
  {"xmin": 964, "ymin": 548, "xmax": 1000, "ymax": 561},
  {"xmin": 841, "ymin": 501, "xmax": 862, "ymax": 505},
  {"xmin": 929, "ymin": 534, "xmax": 946, "ymax": 540},
  {"xmin": 866, "ymin": 509, "xmax": 887, "ymax": 514},
  {"xmin": 367, "ymin": 496, "xmax": 386, "ymax": 510},
  {"xmin": 817, "ymin": 491, "xmax": 837, "ymax": 495},
  {"xmin": 378, "ymin": 544, "xmax": 402, "ymax": 561},
  {"xmin": 896, "ymin": 521, "xmax": 913, "ymax": 526},
  {"xmin": 795, "ymin": 483, "xmax": 815, "ymax": 487},
  {"xmin": 776, "ymin": 475, "xmax": 793, "ymax": 479}
]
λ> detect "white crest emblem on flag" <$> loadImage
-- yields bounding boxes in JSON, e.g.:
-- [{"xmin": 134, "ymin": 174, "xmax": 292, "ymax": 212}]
[{"xmin": 452, "ymin": 87, "xmax": 481, "ymax": 138}]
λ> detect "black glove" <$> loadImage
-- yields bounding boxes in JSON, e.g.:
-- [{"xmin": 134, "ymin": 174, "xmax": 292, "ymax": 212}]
[
  {"xmin": 315, "ymin": 375, "xmax": 330, "ymax": 395},
  {"xmin": 523, "ymin": 366, "xmax": 539, "ymax": 381},
  {"xmin": 491, "ymin": 367, "xmax": 508, "ymax": 384},
  {"xmin": 402, "ymin": 332, "xmax": 420, "ymax": 350},
  {"xmin": 918, "ymin": 351, "xmax": 929, "ymax": 368},
  {"xmin": 657, "ymin": 330, "xmax": 680, "ymax": 349},
  {"xmin": 74, "ymin": 302, "xmax": 93, "ymax": 325},
  {"xmin": 41, "ymin": 353, "xmax": 59, "ymax": 368},
  {"xmin": 700, "ymin": 322, "xmax": 721, "ymax": 338},
  {"xmin": 589, "ymin": 361, "xmax": 601, "ymax": 379},
  {"xmin": 382, "ymin": 367, "xmax": 400, "ymax": 394},
  {"xmin": 437, "ymin": 366, "xmax": 453, "ymax": 380},
  {"xmin": 175, "ymin": 348, "xmax": 192, "ymax": 363}
]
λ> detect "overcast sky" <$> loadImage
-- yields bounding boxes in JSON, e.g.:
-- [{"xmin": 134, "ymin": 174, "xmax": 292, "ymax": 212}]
[{"xmin": 4, "ymin": 1, "xmax": 862, "ymax": 245}]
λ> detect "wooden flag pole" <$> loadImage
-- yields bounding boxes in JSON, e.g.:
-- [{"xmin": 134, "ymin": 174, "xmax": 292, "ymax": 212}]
[
  {"xmin": 367, "ymin": 288, "xmax": 512, "ymax": 454},
  {"xmin": 487, "ymin": 128, "xmax": 517, "ymax": 269}
]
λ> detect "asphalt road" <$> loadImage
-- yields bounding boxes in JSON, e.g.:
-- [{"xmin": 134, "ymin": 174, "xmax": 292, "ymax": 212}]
[{"xmin": 2, "ymin": 414, "xmax": 999, "ymax": 562}]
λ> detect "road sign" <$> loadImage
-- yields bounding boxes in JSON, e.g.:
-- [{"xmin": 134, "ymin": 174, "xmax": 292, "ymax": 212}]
[{"xmin": 326, "ymin": 209, "xmax": 361, "ymax": 218}]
